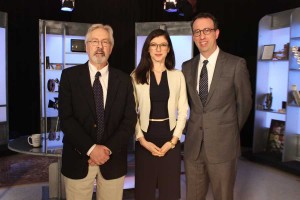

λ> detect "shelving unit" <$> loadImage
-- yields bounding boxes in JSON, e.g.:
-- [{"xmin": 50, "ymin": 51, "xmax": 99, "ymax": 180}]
[
  {"xmin": 285, "ymin": 8, "xmax": 300, "ymax": 162},
  {"xmin": 39, "ymin": 20, "xmax": 91, "ymax": 151},
  {"xmin": 0, "ymin": 12, "xmax": 8, "ymax": 148},
  {"xmin": 252, "ymin": 8, "xmax": 300, "ymax": 174}
]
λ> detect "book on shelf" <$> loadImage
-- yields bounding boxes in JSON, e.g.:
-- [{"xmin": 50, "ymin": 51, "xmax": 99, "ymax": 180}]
[
  {"xmin": 266, "ymin": 119, "xmax": 285, "ymax": 154},
  {"xmin": 291, "ymin": 84, "xmax": 300, "ymax": 106}
]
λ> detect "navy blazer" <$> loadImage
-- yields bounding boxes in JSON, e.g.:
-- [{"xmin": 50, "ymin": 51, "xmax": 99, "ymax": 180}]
[{"xmin": 58, "ymin": 62, "xmax": 136, "ymax": 180}]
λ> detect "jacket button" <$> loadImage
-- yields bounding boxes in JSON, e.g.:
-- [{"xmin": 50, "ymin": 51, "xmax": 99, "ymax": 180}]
[{"xmin": 93, "ymin": 124, "xmax": 97, "ymax": 128}]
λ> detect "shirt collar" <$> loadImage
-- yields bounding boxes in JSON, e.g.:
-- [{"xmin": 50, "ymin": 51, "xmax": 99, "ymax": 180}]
[
  {"xmin": 200, "ymin": 46, "xmax": 219, "ymax": 66},
  {"xmin": 88, "ymin": 61, "xmax": 109, "ymax": 77}
]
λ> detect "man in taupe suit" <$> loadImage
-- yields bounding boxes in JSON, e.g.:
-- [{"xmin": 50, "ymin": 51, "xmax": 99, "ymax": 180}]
[{"xmin": 182, "ymin": 13, "xmax": 252, "ymax": 200}]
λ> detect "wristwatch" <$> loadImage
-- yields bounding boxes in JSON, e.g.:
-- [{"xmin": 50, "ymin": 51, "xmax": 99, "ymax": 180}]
[{"xmin": 169, "ymin": 141, "xmax": 175, "ymax": 149}]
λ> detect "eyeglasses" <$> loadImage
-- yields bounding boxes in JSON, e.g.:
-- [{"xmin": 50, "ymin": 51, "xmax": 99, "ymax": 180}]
[
  {"xmin": 88, "ymin": 39, "xmax": 111, "ymax": 47},
  {"xmin": 193, "ymin": 28, "xmax": 216, "ymax": 37},
  {"xmin": 149, "ymin": 43, "xmax": 169, "ymax": 50}
]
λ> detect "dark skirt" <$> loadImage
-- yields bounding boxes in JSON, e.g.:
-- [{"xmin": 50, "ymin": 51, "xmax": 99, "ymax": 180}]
[{"xmin": 135, "ymin": 120, "xmax": 181, "ymax": 200}]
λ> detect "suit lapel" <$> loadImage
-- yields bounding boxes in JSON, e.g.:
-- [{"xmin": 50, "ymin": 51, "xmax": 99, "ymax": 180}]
[
  {"xmin": 190, "ymin": 55, "xmax": 200, "ymax": 91},
  {"xmin": 186, "ymin": 55, "xmax": 203, "ymax": 107},
  {"xmin": 105, "ymin": 68, "xmax": 120, "ymax": 122},
  {"xmin": 79, "ymin": 63, "xmax": 97, "ymax": 119},
  {"xmin": 206, "ymin": 51, "xmax": 225, "ymax": 104}
]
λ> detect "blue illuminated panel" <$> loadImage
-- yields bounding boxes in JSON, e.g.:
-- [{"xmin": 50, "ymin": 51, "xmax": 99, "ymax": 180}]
[{"xmin": 0, "ymin": 27, "xmax": 6, "ymax": 122}]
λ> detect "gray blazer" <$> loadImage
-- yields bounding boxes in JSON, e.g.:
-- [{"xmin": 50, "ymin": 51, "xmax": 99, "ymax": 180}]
[{"xmin": 182, "ymin": 50, "xmax": 252, "ymax": 164}]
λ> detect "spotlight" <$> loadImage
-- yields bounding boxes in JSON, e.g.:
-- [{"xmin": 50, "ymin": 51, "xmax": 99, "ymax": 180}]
[
  {"xmin": 61, "ymin": 0, "xmax": 74, "ymax": 12},
  {"xmin": 163, "ymin": 0, "xmax": 193, "ymax": 18},
  {"xmin": 164, "ymin": 0, "xmax": 178, "ymax": 13}
]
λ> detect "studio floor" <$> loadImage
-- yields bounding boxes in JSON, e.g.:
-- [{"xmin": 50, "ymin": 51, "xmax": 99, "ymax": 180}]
[{"xmin": 0, "ymin": 154, "xmax": 300, "ymax": 200}]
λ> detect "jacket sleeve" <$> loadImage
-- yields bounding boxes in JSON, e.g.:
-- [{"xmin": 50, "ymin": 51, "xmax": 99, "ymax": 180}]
[
  {"xmin": 131, "ymin": 74, "xmax": 144, "ymax": 140},
  {"xmin": 234, "ymin": 58, "xmax": 252, "ymax": 130},
  {"xmin": 172, "ymin": 72, "xmax": 189, "ymax": 139}
]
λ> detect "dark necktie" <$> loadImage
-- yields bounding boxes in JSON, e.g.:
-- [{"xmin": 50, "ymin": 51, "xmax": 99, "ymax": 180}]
[
  {"xmin": 93, "ymin": 72, "xmax": 104, "ymax": 143},
  {"xmin": 199, "ymin": 60, "xmax": 209, "ymax": 105}
]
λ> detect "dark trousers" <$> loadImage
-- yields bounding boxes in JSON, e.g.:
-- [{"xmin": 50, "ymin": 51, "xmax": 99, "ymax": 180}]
[{"xmin": 135, "ymin": 121, "xmax": 181, "ymax": 200}]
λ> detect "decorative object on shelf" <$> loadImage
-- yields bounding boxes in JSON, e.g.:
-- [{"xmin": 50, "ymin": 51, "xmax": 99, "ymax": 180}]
[
  {"xmin": 291, "ymin": 84, "xmax": 300, "ymax": 106},
  {"xmin": 266, "ymin": 119, "xmax": 285, "ymax": 154},
  {"xmin": 273, "ymin": 43, "xmax": 289, "ymax": 60},
  {"xmin": 55, "ymin": 64, "xmax": 62, "ymax": 70},
  {"xmin": 278, "ymin": 101, "xmax": 287, "ymax": 113},
  {"xmin": 261, "ymin": 44, "xmax": 275, "ymax": 60},
  {"xmin": 47, "ymin": 78, "xmax": 60, "ymax": 92},
  {"xmin": 291, "ymin": 46, "xmax": 300, "ymax": 65},
  {"xmin": 71, "ymin": 39, "xmax": 86, "ymax": 52},
  {"xmin": 46, "ymin": 56, "xmax": 50, "ymax": 69},
  {"xmin": 264, "ymin": 87, "xmax": 273, "ymax": 110},
  {"xmin": 48, "ymin": 97, "xmax": 59, "ymax": 110},
  {"xmin": 48, "ymin": 131, "xmax": 56, "ymax": 140},
  {"xmin": 47, "ymin": 96, "xmax": 61, "ymax": 141},
  {"xmin": 48, "ymin": 123, "xmax": 61, "ymax": 141}
]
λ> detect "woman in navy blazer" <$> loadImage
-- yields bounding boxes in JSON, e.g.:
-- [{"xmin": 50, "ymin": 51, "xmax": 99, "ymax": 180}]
[{"xmin": 131, "ymin": 29, "xmax": 189, "ymax": 200}]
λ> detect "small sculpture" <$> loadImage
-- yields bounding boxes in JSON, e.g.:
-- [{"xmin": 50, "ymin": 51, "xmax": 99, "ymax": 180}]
[{"xmin": 265, "ymin": 87, "xmax": 273, "ymax": 110}]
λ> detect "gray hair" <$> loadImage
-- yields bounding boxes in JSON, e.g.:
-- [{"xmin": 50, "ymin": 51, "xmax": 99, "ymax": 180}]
[{"xmin": 85, "ymin": 24, "xmax": 114, "ymax": 47}]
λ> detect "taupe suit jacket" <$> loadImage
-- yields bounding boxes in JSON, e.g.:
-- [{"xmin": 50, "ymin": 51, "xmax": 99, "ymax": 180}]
[{"xmin": 182, "ymin": 50, "xmax": 252, "ymax": 164}]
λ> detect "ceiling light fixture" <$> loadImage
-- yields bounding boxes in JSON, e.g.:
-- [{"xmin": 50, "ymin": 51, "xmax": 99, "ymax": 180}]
[
  {"xmin": 164, "ymin": 0, "xmax": 178, "ymax": 13},
  {"xmin": 61, "ymin": 0, "xmax": 75, "ymax": 12},
  {"xmin": 163, "ymin": 0, "xmax": 193, "ymax": 18}
]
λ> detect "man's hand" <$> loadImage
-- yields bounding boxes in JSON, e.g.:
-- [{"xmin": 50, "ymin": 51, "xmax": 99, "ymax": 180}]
[{"xmin": 88, "ymin": 145, "xmax": 110, "ymax": 166}]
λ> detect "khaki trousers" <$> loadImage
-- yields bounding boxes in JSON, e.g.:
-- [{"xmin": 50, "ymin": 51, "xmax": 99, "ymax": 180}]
[{"xmin": 63, "ymin": 165, "xmax": 125, "ymax": 200}]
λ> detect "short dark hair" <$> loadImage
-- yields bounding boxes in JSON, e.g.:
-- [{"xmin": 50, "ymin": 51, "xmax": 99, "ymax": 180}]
[
  {"xmin": 191, "ymin": 12, "xmax": 219, "ymax": 30},
  {"xmin": 134, "ymin": 29, "xmax": 175, "ymax": 84}
]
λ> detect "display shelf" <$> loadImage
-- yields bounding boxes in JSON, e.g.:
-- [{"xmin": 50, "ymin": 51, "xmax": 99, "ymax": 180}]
[
  {"xmin": 255, "ymin": 109, "xmax": 286, "ymax": 115},
  {"xmin": 253, "ymin": 8, "xmax": 300, "ymax": 170},
  {"xmin": 289, "ymin": 68, "xmax": 300, "ymax": 71},
  {"xmin": 39, "ymin": 20, "xmax": 90, "ymax": 152}
]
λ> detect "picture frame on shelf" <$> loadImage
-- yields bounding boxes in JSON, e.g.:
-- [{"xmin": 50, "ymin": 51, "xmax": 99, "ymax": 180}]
[
  {"xmin": 261, "ymin": 44, "xmax": 275, "ymax": 60},
  {"xmin": 266, "ymin": 119, "xmax": 285, "ymax": 154},
  {"xmin": 71, "ymin": 39, "xmax": 86, "ymax": 52}
]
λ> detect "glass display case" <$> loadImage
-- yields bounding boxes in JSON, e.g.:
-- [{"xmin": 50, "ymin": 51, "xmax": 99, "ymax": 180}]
[
  {"xmin": 39, "ymin": 20, "xmax": 91, "ymax": 152},
  {"xmin": 0, "ymin": 12, "xmax": 8, "ymax": 148},
  {"xmin": 253, "ymin": 8, "xmax": 300, "ymax": 166}
]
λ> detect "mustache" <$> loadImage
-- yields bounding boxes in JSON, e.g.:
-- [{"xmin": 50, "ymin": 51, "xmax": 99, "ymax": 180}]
[{"xmin": 95, "ymin": 48, "xmax": 105, "ymax": 55}]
